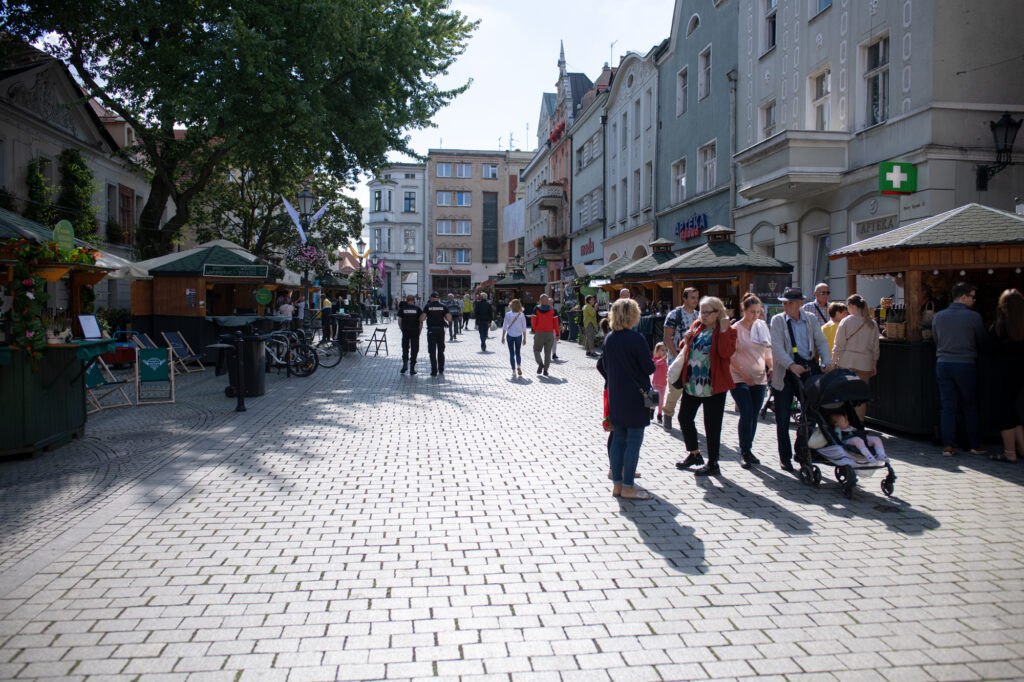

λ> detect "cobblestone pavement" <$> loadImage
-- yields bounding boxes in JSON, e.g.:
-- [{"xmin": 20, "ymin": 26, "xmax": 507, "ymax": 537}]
[{"xmin": 2, "ymin": 322, "xmax": 1023, "ymax": 681}]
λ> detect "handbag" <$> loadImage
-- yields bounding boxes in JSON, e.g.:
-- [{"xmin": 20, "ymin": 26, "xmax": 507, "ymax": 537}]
[{"xmin": 630, "ymin": 374, "xmax": 660, "ymax": 409}]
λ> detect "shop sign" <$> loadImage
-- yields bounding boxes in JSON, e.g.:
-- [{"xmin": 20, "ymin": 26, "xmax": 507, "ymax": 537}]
[
  {"xmin": 185, "ymin": 288, "xmax": 197, "ymax": 307},
  {"xmin": 590, "ymin": 278, "xmax": 611, "ymax": 286},
  {"xmin": 53, "ymin": 220, "xmax": 75, "ymax": 250},
  {"xmin": 750, "ymin": 274, "xmax": 793, "ymax": 304},
  {"xmin": 203, "ymin": 264, "xmax": 269, "ymax": 278},
  {"xmin": 879, "ymin": 162, "xmax": 917, "ymax": 195},
  {"xmin": 855, "ymin": 214, "xmax": 898, "ymax": 238},
  {"xmin": 579, "ymin": 238, "xmax": 595, "ymax": 256},
  {"xmin": 675, "ymin": 213, "xmax": 708, "ymax": 241},
  {"xmin": 255, "ymin": 288, "xmax": 273, "ymax": 305}
]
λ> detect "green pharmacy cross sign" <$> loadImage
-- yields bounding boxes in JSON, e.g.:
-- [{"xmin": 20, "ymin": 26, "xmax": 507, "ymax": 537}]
[{"xmin": 879, "ymin": 161, "xmax": 917, "ymax": 195}]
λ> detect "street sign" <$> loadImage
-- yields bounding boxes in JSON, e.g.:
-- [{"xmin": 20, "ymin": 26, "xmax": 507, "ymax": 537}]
[
  {"xmin": 202, "ymin": 264, "xmax": 269, "ymax": 278},
  {"xmin": 53, "ymin": 220, "xmax": 75, "ymax": 250},
  {"xmin": 879, "ymin": 162, "xmax": 917, "ymax": 195},
  {"xmin": 255, "ymin": 288, "xmax": 273, "ymax": 305}
]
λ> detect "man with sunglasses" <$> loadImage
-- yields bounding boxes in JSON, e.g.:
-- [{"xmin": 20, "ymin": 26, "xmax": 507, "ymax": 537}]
[
  {"xmin": 932, "ymin": 282, "xmax": 987, "ymax": 457},
  {"xmin": 802, "ymin": 282, "xmax": 832, "ymax": 325}
]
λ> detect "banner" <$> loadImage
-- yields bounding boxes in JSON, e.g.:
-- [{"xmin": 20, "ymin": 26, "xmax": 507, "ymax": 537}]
[{"xmin": 502, "ymin": 199, "xmax": 525, "ymax": 242}]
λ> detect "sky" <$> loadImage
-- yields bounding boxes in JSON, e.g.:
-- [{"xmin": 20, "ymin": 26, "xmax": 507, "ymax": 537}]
[{"xmin": 352, "ymin": 0, "xmax": 677, "ymax": 210}]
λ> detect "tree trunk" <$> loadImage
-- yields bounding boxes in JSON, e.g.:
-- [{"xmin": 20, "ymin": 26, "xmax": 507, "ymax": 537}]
[{"xmin": 136, "ymin": 176, "xmax": 173, "ymax": 260}]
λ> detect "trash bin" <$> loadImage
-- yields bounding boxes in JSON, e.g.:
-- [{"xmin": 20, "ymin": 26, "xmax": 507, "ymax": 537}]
[{"xmin": 225, "ymin": 335, "xmax": 266, "ymax": 397}]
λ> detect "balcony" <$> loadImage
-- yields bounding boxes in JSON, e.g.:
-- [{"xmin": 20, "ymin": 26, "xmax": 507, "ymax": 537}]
[
  {"xmin": 531, "ymin": 182, "xmax": 567, "ymax": 212},
  {"xmin": 735, "ymin": 130, "xmax": 849, "ymax": 200},
  {"xmin": 534, "ymin": 235, "xmax": 568, "ymax": 261}
]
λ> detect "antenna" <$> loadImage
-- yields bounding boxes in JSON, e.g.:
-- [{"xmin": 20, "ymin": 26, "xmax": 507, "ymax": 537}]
[
  {"xmin": 498, "ymin": 136, "xmax": 503, "ymax": 150},
  {"xmin": 610, "ymin": 40, "xmax": 618, "ymax": 66},
  {"xmin": 509, "ymin": 130, "xmax": 516, "ymax": 150}
]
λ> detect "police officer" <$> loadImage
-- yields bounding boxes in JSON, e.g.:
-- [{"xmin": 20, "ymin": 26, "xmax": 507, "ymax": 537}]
[
  {"xmin": 421, "ymin": 291, "xmax": 452, "ymax": 376},
  {"xmin": 397, "ymin": 293, "xmax": 423, "ymax": 375}
]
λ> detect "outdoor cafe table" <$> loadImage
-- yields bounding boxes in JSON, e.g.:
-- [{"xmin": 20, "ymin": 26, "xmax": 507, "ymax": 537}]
[{"xmin": 206, "ymin": 315, "xmax": 291, "ymax": 327}]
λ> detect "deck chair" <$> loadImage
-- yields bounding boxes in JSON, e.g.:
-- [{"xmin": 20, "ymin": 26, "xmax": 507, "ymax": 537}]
[
  {"xmin": 364, "ymin": 327, "xmax": 389, "ymax": 356},
  {"xmin": 132, "ymin": 332, "xmax": 160, "ymax": 350},
  {"xmin": 85, "ymin": 357, "xmax": 133, "ymax": 414},
  {"xmin": 162, "ymin": 330, "xmax": 206, "ymax": 374},
  {"xmin": 135, "ymin": 348, "xmax": 175, "ymax": 404}
]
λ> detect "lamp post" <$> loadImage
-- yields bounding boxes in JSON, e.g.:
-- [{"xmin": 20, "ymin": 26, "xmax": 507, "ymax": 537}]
[
  {"xmin": 355, "ymin": 236, "xmax": 366, "ymax": 307},
  {"xmin": 296, "ymin": 188, "xmax": 315, "ymax": 313},
  {"xmin": 976, "ymin": 112, "xmax": 1022, "ymax": 191}
]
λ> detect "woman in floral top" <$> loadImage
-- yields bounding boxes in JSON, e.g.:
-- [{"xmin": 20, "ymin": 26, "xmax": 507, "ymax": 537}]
[{"xmin": 669, "ymin": 296, "xmax": 737, "ymax": 476}]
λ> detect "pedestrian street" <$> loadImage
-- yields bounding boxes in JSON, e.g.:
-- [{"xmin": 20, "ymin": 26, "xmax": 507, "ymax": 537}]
[{"xmin": 1, "ymin": 322, "xmax": 1023, "ymax": 682}]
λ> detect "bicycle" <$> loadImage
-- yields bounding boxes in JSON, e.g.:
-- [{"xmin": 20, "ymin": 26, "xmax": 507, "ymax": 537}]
[{"xmin": 261, "ymin": 329, "xmax": 319, "ymax": 377}]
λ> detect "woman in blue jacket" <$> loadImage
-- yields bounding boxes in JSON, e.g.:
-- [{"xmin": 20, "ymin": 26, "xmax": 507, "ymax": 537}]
[{"xmin": 597, "ymin": 298, "xmax": 656, "ymax": 500}]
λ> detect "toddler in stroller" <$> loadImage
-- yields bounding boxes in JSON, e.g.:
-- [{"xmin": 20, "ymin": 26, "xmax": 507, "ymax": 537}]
[{"xmin": 794, "ymin": 368, "xmax": 897, "ymax": 498}]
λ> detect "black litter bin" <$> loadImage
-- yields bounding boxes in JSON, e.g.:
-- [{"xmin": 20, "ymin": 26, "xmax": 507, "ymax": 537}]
[{"xmin": 225, "ymin": 335, "xmax": 266, "ymax": 397}]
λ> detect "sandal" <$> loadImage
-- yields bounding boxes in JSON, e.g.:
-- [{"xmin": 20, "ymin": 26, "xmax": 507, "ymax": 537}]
[
  {"xmin": 620, "ymin": 487, "xmax": 651, "ymax": 500},
  {"xmin": 989, "ymin": 451, "xmax": 1018, "ymax": 463}
]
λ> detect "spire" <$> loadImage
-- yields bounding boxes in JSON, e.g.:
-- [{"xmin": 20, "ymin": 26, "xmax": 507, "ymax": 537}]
[{"xmin": 558, "ymin": 40, "xmax": 566, "ymax": 69}]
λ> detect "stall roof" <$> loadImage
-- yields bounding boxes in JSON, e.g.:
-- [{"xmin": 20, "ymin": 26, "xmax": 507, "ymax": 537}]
[
  {"xmin": 587, "ymin": 256, "xmax": 635, "ymax": 278},
  {"xmin": 493, "ymin": 274, "xmax": 548, "ymax": 287},
  {"xmin": 614, "ymin": 249, "xmax": 681, "ymax": 277},
  {"xmin": 652, "ymin": 240, "xmax": 793, "ymax": 274},
  {"xmin": 0, "ymin": 206, "xmax": 130, "ymax": 271},
  {"xmin": 149, "ymin": 245, "xmax": 256, "ymax": 274},
  {"xmin": 830, "ymin": 203, "xmax": 1024, "ymax": 258},
  {"xmin": 319, "ymin": 273, "xmax": 349, "ymax": 288}
]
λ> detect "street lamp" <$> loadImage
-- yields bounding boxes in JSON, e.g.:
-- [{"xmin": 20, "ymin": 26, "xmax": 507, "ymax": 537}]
[
  {"xmin": 976, "ymin": 112, "xmax": 1021, "ymax": 191},
  {"xmin": 295, "ymin": 188, "xmax": 315, "ymax": 315}
]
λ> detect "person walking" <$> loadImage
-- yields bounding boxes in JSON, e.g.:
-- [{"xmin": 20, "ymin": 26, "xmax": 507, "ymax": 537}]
[
  {"xmin": 474, "ymin": 292, "xmax": 494, "ymax": 351},
  {"xmin": 671, "ymin": 296, "xmax": 738, "ymax": 476},
  {"xmin": 831, "ymin": 294, "xmax": 880, "ymax": 422},
  {"xmin": 397, "ymin": 293, "xmax": 423, "ymax": 375},
  {"xmin": 769, "ymin": 287, "xmax": 834, "ymax": 472},
  {"xmin": 531, "ymin": 294, "xmax": 559, "ymax": 376},
  {"xmin": 660, "ymin": 287, "xmax": 701, "ymax": 430},
  {"xmin": 990, "ymin": 289, "xmax": 1024, "ymax": 462},
  {"xmin": 933, "ymin": 282, "xmax": 987, "ymax": 456},
  {"xmin": 728, "ymin": 294, "xmax": 773, "ymax": 469},
  {"xmin": 597, "ymin": 298, "xmax": 656, "ymax": 499},
  {"xmin": 462, "ymin": 293, "xmax": 474, "ymax": 332},
  {"xmin": 802, "ymin": 282, "xmax": 832, "ymax": 326},
  {"xmin": 583, "ymin": 295, "xmax": 599, "ymax": 357},
  {"xmin": 420, "ymin": 292, "xmax": 451, "ymax": 376},
  {"xmin": 445, "ymin": 293, "xmax": 462, "ymax": 341},
  {"xmin": 501, "ymin": 298, "xmax": 529, "ymax": 378}
]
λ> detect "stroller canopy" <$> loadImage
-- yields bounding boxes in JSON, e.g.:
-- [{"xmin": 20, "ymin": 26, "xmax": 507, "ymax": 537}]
[{"xmin": 805, "ymin": 369, "xmax": 872, "ymax": 409}]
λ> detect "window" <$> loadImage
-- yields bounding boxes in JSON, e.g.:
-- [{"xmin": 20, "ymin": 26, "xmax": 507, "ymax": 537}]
[
  {"xmin": 455, "ymin": 163, "xmax": 472, "ymax": 178},
  {"xmin": 816, "ymin": 0, "xmax": 832, "ymax": 14},
  {"xmin": 671, "ymin": 158, "xmax": 687, "ymax": 204},
  {"xmin": 455, "ymin": 192, "xmax": 471, "ymax": 206},
  {"xmin": 609, "ymin": 184, "xmax": 616, "ymax": 223},
  {"xmin": 436, "ymin": 162, "xmax": 452, "ymax": 177},
  {"xmin": 699, "ymin": 141, "xmax": 717, "ymax": 193},
  {"xmin": 813, "ymin": 234, "xmax": 831, "ymax": 283},
  {"xmin": 404, "ymin": 228, "xmax": 416, "ymax": 253},
  {"xmin": 404, "ymin": 191, "xmax": 416, "ymax": 213},
  {"xmin": 865, "ymin": 36, "xmax": 889, "ymax": 126},
  {"xmin": 373, "ymin": 227, "xmax": 382, "ymax": 250},
  {"xmin": 483, "ymin": 164, "xmax": 498, "ymax": 179},
  {"xmin": 385, "ymin": 191, "xmax": 392, "ymax": 211},
  {"xmin": 373, "ymin": 190, "xmax": 383, "ymax": 212},
  {"xmin": 454, "ymin": 249, "xmax": 471, "ymax": 264},
  {"xmin": 107, "ymin": 184, "xmax": 118, "ymax": 225},
  {"xmin": 632, "ymin": 169, "xmax": 640, "ymax": 213},
  {"xmin": 645, "ymin": 89, "xmax": 653, "ymax": 129},
  {"xmin": 591, "ymin": 130, "xmax": 602, "ymax": 157},
  {"xmin": 438, "ymin": 220, "xmax": 470, "ymax": 235},
  {"xmin": 621, "ymin": 113, "xmax": 628, "ymax": 149},
  {"xmin": 813, "ymin": 69, "xmax": 831, "ymax": 130},
  {"xmin": 577, "ymin": 196, "xmax": 588, "ymax": 227},
  {"xmin": 620, "ymin": 178, "xmax": 628, "ymax": 220},
  {"xmin": 698, "ymin": 46, "xmax": 712, "ymax": 100},
  {"xmin": 576, "ymin": 145, "xmax": 585, "ymax": 171},
  {"xmin": 611, "ymin": 123, "xmax": 617, "ymax": 156},
  {"xmin": 633, "ymin": 99, "xmax": 641, "ymax": 138},
  {"xmin": 437, "ymin": 220, "xmax": 452, "ymax": 235},
  {"xmin": 644, "ymin": 162, "xmax": 653, "ymax": 208},
  {"xmin": 764, "ymin": 0, "xmax": 777, "ymax": 53},
  {"xmin": 436, "ymin": 191, "xmax": 452, "ymax": 206},
  {"xmin": 405, "ymin": 173, "xmax": 416, "ymax": 179},
  {"xmin": 383, "ymin": 173, "xmax": 391, "ymax": 179},
  {"xmin": 687, "ymin": 14, "xmax": 700, "ymax": 36},
  {"xmin": 676, "ymin": 68, "xmax": 688, "ymax": 117},
  {"xmin": 762, "ymin": 101, "xmax": 776, "ymax": 138},
  {"xmin": 455, "ymin": 220, "xmax": 471, "ymax": 235},
  {"xmin": 436, "ymin": 248, "xmax": 451, "ymax": 264}
]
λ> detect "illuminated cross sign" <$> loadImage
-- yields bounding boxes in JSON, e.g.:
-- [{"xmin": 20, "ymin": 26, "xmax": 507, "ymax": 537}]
[{"xmin": 879, "ymin": 162, "xmax": 917, "ymax": 195}]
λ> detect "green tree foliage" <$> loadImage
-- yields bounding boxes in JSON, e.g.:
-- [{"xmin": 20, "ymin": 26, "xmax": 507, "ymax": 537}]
[
  {"xmin": 4, "ymin": 1, "xmax": 476, "ymax": 258},
  {"xmin": 56, "ymin": 149, "xmax": 98, "ymax": 239},
  {"xmin": 192, "ymin": 163, "xmax": 362, "ymax": 260},
  {"xmin": 23, "ymin": 158, "xmax": 57, "ymax": 227}
]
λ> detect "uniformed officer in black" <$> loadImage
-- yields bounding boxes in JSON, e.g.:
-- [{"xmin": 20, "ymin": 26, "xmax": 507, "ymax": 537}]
[
  {"xmin": 420, "ymin": 291, "xmax": 452, "ymax": 376},
  {"xmin": 397, "ymin": 293, "xmax": 423, "ymax": 374}
]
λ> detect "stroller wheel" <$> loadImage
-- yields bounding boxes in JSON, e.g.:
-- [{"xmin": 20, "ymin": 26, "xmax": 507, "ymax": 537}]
[
  {"xmin": 798, "ymin": 466, "xmax": 811, "ymax": 485},
  {"xmin": 835, "ymin": 466, "xmax": 846, "ymax": 484},
  {"xmin": 841, "ymin": 465, "xmax": 857, "ymax": 499},
  {"xmin": 881, "ymin": 471, "xmax": 896, "ymax": 497},
  {"xmin": 811, "ymin": 466, "xmax": 822, "ymax": 487}
]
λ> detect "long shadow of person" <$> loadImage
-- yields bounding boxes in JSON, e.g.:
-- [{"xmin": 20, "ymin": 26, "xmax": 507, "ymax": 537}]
[
  {"xmin": 617, "ymin": 495, "xmax": 707, "ymax": 575},
  {"xmin": 694, "ymin": 475, "xmax": 813, "ymax": 536}
]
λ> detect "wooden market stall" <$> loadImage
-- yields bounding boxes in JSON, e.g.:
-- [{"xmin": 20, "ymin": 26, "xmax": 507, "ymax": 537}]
[
  {"xmin": 829, "ymin": 203, "xmax": 1024, "ymax": 436},
  {"xmin": 492, "ymin": 273, "xmax": 548, "ymax": 312}
]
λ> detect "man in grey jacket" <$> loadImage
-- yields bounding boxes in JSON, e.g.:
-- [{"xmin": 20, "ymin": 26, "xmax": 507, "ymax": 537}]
[
  {"xmin": 932, "ymin": 282, "xmax": 987, "ymax": 456},
  {"xmin": 770, "ymin": 287, "xmax": 834, "ymax": 472}
]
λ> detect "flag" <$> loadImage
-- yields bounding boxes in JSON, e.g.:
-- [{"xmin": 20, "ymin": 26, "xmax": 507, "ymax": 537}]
[
  {"xmin": 310, "ymin": 203, "xmax": 329, "ymax": 225},
  {"xmin": 281, "ymin": 195, "xmax": 307, "ymax": 243},
  {"xmin": 377, "ymin": 259, "xmax": 386, "ymax": 278}
]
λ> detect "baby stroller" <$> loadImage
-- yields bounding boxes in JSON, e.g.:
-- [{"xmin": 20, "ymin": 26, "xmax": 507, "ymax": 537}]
[{"xmin": 793, "ymin": 368, "xmax": 897, "ymax": 499}]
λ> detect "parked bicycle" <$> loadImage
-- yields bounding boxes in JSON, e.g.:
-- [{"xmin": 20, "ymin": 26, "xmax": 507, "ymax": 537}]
[{"xmin": 251, "ymin": 327, "xmax": 319, "ymax": 377}]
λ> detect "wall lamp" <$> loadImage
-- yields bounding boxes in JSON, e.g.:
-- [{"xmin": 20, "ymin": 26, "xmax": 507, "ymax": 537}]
[{"xmin": 976, "ymin": 112, "xmax": 1021, "ymax": 191}]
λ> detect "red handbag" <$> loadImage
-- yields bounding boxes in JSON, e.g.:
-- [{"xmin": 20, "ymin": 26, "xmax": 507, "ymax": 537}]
[{"xmin": 602, "ymin": 389, "xmax": 612, "ymax": 432}]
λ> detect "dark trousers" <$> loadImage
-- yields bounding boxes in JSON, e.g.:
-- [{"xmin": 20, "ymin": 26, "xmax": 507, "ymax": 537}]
[
  {"xmin": 401, "ymin": 330, "xmax": 419, "ymax": 367},
  {"xmin": 427, "ymin": 328, "xmax": 445, "ymax": 372},
  {"xmin": 936, "ymin": 361, "xmax": 980, "ymax": 448},
  {"xmin": 772, "ymin": 373, "xmax": 800, "ymax": 465},
  {"xmin": 679, "ymin": 391, "xmax": 727, "ymax": 462},
  {"xmin": 478, "ymin": 322, "xmax": 490, "ymax": 348},
  {"xmin": 730, "ymin": 382, "xmax": 767, "ymax": 455},
  {"xmin": 449, "ymin": 315, "xmax": 459, "ymax": 340}
]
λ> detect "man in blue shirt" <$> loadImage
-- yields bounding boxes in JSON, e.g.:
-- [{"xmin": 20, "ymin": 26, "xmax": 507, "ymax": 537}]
[
  {"xmin": 770, "ymin": 287, "xmax": 834, "ymax": 472},
  {"xmin": 932, "ymin": 282, "xmax": 987, "ymax": 456}
]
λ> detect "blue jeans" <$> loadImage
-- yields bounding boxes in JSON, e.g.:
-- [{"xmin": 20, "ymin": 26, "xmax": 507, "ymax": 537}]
[
  {"xmin": 478, "ymin": 324, "xmax": 489, "ymax": 347},
  {"xmin": 936, "ymin": 361, "xmax": 980, "ymax": 449},
  {"xmin": 730, "ymin": 383, "xmax": 767, "ymax": 455},
  {"xmin": 506, "ymin": 334, "xmax": 522, "ymax": 369},
  {"xmin": 609, "ymin": 425, "xmax": 645, "ymax": 487}
]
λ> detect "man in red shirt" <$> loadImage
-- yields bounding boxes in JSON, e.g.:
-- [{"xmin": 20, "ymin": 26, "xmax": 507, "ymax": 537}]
[{"xmin": 531, "ymin": 294, "xmax": 560, "ymax": 377}]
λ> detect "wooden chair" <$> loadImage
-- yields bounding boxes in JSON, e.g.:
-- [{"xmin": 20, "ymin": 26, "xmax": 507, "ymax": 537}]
[
  {"xmin": 162, "ymin": 330, "xmax": 206, "ymax": 374},
  {"xmin": 85, "ymin": 357, "xmax": 133, "ymax": 414},
  {"xmin": 135, "ymin": 348, "xmax": 175, "ymax": 405},
  {"xmin": 132, "ymin": 332, "xmax": 160, "ymax": 350},
  {"xmin": 364, "ymin": 327, "xmax": 389, "ymax": 356}
]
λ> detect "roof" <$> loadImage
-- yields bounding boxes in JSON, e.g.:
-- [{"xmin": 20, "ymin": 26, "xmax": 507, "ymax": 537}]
[
  {"xmin": 830, "ymin": 203, "xmax": 1024, "ymax": 257},
  {"xmin": 542, "ymin": 93, "xmax": 557, "ymax": 117},
  {"xmin": 651, "ymin": 241, "xmax": 793, "ymax": 274},
  {"xmin": 493, "ymin": 273, "xmax": 548, "ymax": 287},
  {"xmin": 0, "ymin": 207, "xmax": 131, "ymax": 271},
  {"xmin": 587, "ymin": 256, "xmax": 636, "ymax": 278},
  {"xmin": 613, "ymin": 249, "xmax": 680, "ymax": 277},
  {"xmin": 567, "ymin": 72, "xmax": 594, "ymax": 112},
  {"xmin": 149, "ymin": 245, "xmax": 256, "ymax": 274}
]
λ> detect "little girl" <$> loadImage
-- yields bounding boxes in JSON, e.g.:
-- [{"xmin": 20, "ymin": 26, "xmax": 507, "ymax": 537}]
[
  {"xmin": 829, "ymin": 412, "xmax": 888, "ymax": 462},
  {"xmin": 652, "ymin": 342, "xmax": 669, "ymax": 421}
]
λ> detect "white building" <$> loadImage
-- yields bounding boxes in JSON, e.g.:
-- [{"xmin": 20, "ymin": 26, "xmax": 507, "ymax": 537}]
[{"xmin": 366, "ymin": 163, "xmax": 426, "ymax": 300}]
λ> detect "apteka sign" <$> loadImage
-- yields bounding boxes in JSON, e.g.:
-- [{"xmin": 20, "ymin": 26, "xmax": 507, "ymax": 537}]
[{"xmin": 675, "ymin": 213, "xmax": 708, "ymax": 241}]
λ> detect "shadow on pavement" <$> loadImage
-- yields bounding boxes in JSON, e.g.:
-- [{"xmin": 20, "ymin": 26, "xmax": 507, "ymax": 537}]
[
  {"xmin": 694, "ymin": 475, "xmax": 813, "ymax": 535},
  {"xmin": 617, "ymin": 494, "xmax": 707, "ymax": 575}
]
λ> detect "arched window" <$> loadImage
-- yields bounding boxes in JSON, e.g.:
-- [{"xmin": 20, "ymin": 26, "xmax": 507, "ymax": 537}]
[{"xmin": 687, "ymin": 14, "xmax": 700, "ymax": 36}]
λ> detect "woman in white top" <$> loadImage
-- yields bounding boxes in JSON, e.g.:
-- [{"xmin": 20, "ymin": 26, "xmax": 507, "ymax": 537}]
[
  {"xmin": 728, "ymin": 294, "xmax": 773, "ymax": 468},
  {"xmin": 501, "ymin": 298, "xmax": 529, "ymax": 378}
]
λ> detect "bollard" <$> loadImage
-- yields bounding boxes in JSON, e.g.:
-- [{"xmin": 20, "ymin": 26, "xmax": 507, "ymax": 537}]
[{"xmin": 234, "ymin": 331, "xmax": 246, "ymax": 412}]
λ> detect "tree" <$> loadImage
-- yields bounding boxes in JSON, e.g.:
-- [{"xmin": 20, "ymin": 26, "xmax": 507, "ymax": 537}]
[
  {"xmin": 23, "ymin": 158, "xmax": 57, "ymax": 227},
  {"xmin": 191, "ymin": 163, "xmax": 362, "ymax": 260},
  {"xmin": 56, "ymin": 149, "xmax": 98, "ymax": 239},
  {"xmin": 4, "ymin": 1, "xmax": 476, "ymax": 258}
]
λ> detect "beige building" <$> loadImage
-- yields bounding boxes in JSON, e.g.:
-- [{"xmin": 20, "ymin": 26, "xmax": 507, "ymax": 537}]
[{"xmin": 425, "ymin": 149, "xmax": 522, "ymax": 293}]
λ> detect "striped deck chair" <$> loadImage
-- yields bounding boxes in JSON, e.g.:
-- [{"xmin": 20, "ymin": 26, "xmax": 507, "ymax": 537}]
[
  {"xmin": 161, "ymin": 331, "xmax": 206, "ymax": 374},
  {"xmin": 85, "ymin": 357, "xmax": 133, "ymax": 413},
  {"xmin": 135, "ymin": 348, "xmax": 175, "ymax": 405}
]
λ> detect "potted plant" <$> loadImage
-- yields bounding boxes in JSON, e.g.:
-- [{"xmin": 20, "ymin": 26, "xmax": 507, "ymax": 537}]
[{"xmin": 41, "ymin": 311, "xmax": 71, "ymax": 344}]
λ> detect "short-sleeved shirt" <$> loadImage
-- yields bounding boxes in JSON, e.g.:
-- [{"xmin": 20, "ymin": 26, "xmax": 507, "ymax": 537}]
[
  {"xmin": 423, "ymin": 300, "xmax": 449, "ymax": 329},
  {"xmin": 398, "ymin": 302, "xmax": 422, "ymax": 334},
  {"xmin": 685, "ymin": 329, "xmax": 714, "ymax": 397},
  {"xmin": 802, "ymin": 300, "xmax": 830, "ymax": 325},
  {"xmin": 665, "ymin": 306, "xmax": 699, "ymax": 351}
]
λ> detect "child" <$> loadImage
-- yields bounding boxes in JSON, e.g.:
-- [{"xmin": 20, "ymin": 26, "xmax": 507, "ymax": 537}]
[
  {"xmin": 652, "ymin": 342, "xmax": 669, "ymax": 421},
  {"xmin": 828, "ymin": 412, "xmax": 888, "ymax": 462}
]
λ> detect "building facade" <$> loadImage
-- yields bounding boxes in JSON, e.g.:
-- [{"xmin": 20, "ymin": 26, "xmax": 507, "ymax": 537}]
[
  {"xmin": 733, "ymin": 0, "xmax": 1024, "ymax": 300},
  {"xmin": 366, "ymin": 163, "xmax": 426, "ymax": 301},
  {"xmin": 655, "ymin": 0, "xmax": 738, "ymax": 252},
  {"xmin": 568, "ymin": 67, "xmax": 613, "ymax": 271},
  {"xmin": 602, "ymin": 47, "xmax": 660, "ymax": 264}
]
